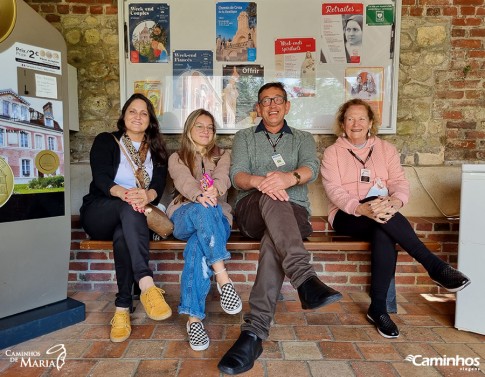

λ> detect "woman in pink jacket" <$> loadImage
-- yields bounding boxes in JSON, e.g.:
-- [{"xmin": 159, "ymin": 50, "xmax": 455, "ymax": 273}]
[{"xmin": 321, "ymin": 99, "xmax": 470, "ymax": 339}]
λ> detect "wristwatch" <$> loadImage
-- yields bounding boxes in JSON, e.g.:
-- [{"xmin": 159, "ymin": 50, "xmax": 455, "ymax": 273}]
[{"xmin": 293, "ymin": 171, "xmax": 301, "ymax": 186}]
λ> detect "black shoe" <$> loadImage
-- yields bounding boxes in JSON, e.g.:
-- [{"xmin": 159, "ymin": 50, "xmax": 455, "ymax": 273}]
[
  {"xmin": 430, "ymin": 265, "xmax": 471, "ymax": 293},
  {"xmin": 297, "ymin": 276, "xmax": 343, "ymax": 310},
  {"xmin": 217, "ymin": 330, "xmax": 263, "ymax": 375},
  {"xmin": 366, "ymin": 311, "xmax": 400, "ymax": 339}
]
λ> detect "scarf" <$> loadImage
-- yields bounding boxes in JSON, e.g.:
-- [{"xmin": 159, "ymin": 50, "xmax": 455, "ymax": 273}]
[{"xmin": 121, "ymin": 133, "xmax": 150, "ymax": 189}]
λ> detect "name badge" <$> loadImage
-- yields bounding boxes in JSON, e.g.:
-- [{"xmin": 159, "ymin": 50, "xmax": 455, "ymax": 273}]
[
  {"xmin": 360, "ymin": 168, "xmax": 371, "ymax": 183},
  {"xmin": 272, "ymin": 153, "xmax": 286, "ymax": 167}
]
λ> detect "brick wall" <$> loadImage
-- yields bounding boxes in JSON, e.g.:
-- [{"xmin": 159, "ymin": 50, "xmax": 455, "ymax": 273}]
[
  {"xmin": 69, "ymin": 216, "xmax": 460, "ymax": 294},
  {"xmin": 24, "ymin": 0, "xmax": 485, "ymax": 164}
]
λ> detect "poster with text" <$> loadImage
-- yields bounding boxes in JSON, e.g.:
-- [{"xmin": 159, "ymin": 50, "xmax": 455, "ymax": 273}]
[
  {"xmin": 0, "ymin": 42, "xmax": 65, "ymax": 223},
  {"xmin": 172, "ymin": 50, "xmax": 216, "ymax": 124},
  {"xmin": 128, "ymin": 3, "xmax": 170, "ymax": 63},
  {"xmin": 320, "ymin": 3, "xmax": 364, "ymax": 64},
  {"xmin": 345, "ymin": 67, "xmax": 384, "ymax": 125},
  {"xmin": 275, "ymin": 38, "xmax": 316, "ymax": 98},
  {"xmin": 216, "ymin": 2, "xmax": 257, "ymax": 62},
  {"xmin": 222, "ymin": 64, "xmax": 263, "ymax": 128},
  {"xmin": 134, "ymin": 80, "xmax": 163, "ymax": 116}
]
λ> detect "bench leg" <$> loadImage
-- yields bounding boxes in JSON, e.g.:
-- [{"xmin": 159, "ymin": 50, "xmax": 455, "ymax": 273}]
[{"xmin": 386, "ymin": 276, "xmax": 397, "ymax": 313}]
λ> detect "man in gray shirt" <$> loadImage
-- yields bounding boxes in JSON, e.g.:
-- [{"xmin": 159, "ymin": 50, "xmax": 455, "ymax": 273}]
[{"xmin": 218, "ymin": 82, "xmax": 342, "ymax": 375}]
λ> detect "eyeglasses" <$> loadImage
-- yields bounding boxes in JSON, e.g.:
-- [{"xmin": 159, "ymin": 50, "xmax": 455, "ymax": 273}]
[
  {"xmin": 258, "ymin": 96, "xmax": 286, "ymax": 107},
  {"xmin": 194, "ymin": 123, "xmax": 215, "ymax": 133}
]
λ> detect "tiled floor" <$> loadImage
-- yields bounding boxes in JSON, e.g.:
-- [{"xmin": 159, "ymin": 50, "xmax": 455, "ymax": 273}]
[{"xmin": 1, "ymin": 286, "xmax": 484, "ymax": 377}]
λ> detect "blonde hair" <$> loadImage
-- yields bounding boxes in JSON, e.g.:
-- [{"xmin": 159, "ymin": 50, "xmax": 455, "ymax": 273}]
[
  {"xmin": 177, "ymin": 109, "xmax": 224, "ymax": 176},
  {"xmin": 333, "ymin": 98, "xmax": 380, "ymax": 137}
]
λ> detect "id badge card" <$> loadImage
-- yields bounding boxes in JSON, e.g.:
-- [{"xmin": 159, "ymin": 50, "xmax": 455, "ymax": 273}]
[
  {"xmin": 360, "ymin": 168, "xmax": 371, "ymax": 183},
  {"xmin": 272, "ymin": 153, "xmax": 286, "ymax": 167}
]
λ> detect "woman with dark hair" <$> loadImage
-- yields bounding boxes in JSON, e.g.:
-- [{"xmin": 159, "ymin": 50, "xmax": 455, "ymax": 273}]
[
  {"xmin": 167, "ymin": 109, "xmax": 242, "ymax": 351},
  {"xmin": 321, "ymin": 98, "xmax": 471, "ymax": 339},
  {"xmin": 80, "ymin": 93, "xmax": 172, "ymax": 343},
  {"xmin": 344, "ymin": 15, "xmax": 363, "ymax": 63}
]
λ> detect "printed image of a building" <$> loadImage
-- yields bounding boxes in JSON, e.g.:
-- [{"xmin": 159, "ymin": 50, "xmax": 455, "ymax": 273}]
[{"xmin": 0, "ymin": 89, "xmax": 64, "ymax": 184}]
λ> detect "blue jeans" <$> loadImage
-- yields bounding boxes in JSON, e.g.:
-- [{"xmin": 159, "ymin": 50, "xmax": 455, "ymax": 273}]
[{"xmin": 171, "ymin": 203, "xmax": 231, "ymax": 320}]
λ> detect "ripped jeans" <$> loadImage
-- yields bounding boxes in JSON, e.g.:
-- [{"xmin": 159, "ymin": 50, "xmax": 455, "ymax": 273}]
[{"xmin": 171, "ymin": 203, "xmax": 231, "ymax": 320}]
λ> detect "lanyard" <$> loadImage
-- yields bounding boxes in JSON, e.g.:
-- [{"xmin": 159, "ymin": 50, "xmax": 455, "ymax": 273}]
[
  {"xmin": 348, "ymin": 147, "xmax": 373, "ymax": 168},
  {"xmin": 201, "ymin": 158, "xmax": 206, "ymax": 174},
  {"xmin": 263, "ymin": 130, "xmax": 284, "ymax": 153}
]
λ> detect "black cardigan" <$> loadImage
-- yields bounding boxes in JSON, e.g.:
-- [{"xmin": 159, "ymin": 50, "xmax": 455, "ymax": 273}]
[{"xmin": 81, "ymin": 131, "xmax": 167, "ymax": 208}]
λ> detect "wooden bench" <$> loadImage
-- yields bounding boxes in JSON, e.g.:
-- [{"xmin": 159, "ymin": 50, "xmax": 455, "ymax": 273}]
[{"xmin": 76, "ymin": 216, "xmax": 445, "ymax": 313}]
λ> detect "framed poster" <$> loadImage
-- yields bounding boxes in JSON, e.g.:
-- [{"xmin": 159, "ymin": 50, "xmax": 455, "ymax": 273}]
[{"xmin": 118, "ymin": 0, "xmax": 401, "ymax": 134}]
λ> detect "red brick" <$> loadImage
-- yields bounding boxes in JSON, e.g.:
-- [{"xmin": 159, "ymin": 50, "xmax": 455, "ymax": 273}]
[
  {"xmin": 451, "ymin": 28, "xmax": 466, "ymax": 37},
  {"xmin": 81, "ymin": 272, "xmax": 113, "ymax": 281},
  {"xmin": 156, "ymin": 262, "xmax": 184, "ymax": 271},
  {"xmin": 106, "ymin": 6, "xmax": 118, "ymax": 14},
  {"xmin": 446, "ymin": 120, "xmax": 477, "ymax": 129},
  {"xmin": 57, "ymin": 4, "xmax": 69, "ymax": 14},
  {"xmin": 461, "ymin": 6, "xmax": 477, "ymax": 15},
  {"xmin": 410, "ymin": 6, "xmax": 424, "ymax": 16},
  {"xmin": 349, "ymin": 276, "xmax": 370, "ymax": 285},
  {"xmin": 150, "ymin": 251, "xmax": 178, "ymax": 260},
  {"xmin": 90, "ymin": 262, "xmax": 114, "ymax": 270},
  {"xmin": 477, "ymin": 6, "xmax": 485, "ymax": 14},
  {"xmin": 72, "ymin": 5, "xmax": 87, "ymax": 14},
  {"xmin": 347, "ymin": 253, "xmax": 370, "ymax": 262},
  {"xmin": 469, "ymin": 50, "xmax": 485, "ymax": 58},
  {"xmin": 443, "ymin": 6, "xmax": 458, "ymax": 15},
  {"xmin": 395, "ymin": 275, "xmax": 416, "ymax": 285},
  {"xmin": 465, "ymin": 90, "xmax": 482, "ymax": 99},
  {"xmin": 154, "ymin": 274, "xmax": 180, "ymax": 283},
  {"xmin": 90, "ymin": 5, "xmax": 103, "ymax": 14},
  {"xmin": 453, "ymin": 0, "xmax": 483, "ymax": 5},
  {"xmin": 443, "ymin": 110, "xmax": 463, "ymax": 119},
  {"xmin": 312, "ymin": 252, "xmax": 346, "ymax": 262},
  {"xmin": 325, "ymin": 264, "xmax": 358, "ymax": 273},
  {"xmin": 402, "ymin": 0, "xmax": 416, "ymax": 5},
  {"xmin": 69, "ymin": 262, "xmax": 89, "ymax": 271},
  {"xmin": 436, "ymin": 90, "xmax": 465, "ymax": 99},
  {"xmin": 452, "ymin": 18, "xmax": 482, "ymax": 26},
  {"xmin": 420, "ymin": 0, "xmax": 451, "ymax": 4},
  {"xmin": 46, "ymin": 14, "xmax": 60, "ymax": 22},
  {"xmin": 396, "ymin": 264, "xmax": 427, "ymax": 273},
  {"xmin": 75, "ymin": 251, "xmax": 109, "ymax": 260},
  {"xmin": 226, "ymin": 262, "xmax": 257, "ymax": 271},
  {"xmin": 323, "ymin": 276, "xmax": 349, "ymax": 284},
  {"xmin": 40, "ymin": 4, "xmax": 56, "ymax": 12}
]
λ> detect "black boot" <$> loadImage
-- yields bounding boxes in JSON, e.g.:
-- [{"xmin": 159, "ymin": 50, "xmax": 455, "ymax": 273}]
[
  {"xmin": 430, "ymin": 265, "xmax": 471, "ymax": 292},
  {"xmin": 297, "ymin": 276, "xmax": 343, "ymax": 310},
  {"xmin": 218, "ymin": 330, "xmax": 263, "ymax": 375}
]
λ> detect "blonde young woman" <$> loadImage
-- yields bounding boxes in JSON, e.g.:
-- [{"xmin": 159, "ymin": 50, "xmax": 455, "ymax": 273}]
[{"xmin": 166, "ymin": 109, "xmax": 242, "ymax": 351}]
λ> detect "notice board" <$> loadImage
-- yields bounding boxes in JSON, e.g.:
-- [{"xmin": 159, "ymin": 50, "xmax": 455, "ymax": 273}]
[{"xmin": 118, "ymin": 0, "xmax": 401, "ymax": 134}]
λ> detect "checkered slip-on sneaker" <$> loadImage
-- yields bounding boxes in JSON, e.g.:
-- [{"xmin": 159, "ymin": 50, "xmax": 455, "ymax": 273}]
[
  {"xmin": 186, "ymin": 321, "xmax": 210, "ymax": 351},
  {"xmin": 217, "ymin": 280, "xmax": 242, "ymax": 315}
]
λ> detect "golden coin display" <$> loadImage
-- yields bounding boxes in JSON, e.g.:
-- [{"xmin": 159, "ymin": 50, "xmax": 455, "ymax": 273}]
[
  {"xmin": 0, "ymin": 0, "xmax": 16, "ymax": 43},
  {"xmin": 0, "ymin": 158, "xmax": 14, "ymax": 208},
  {"xmin": 35, "ymin": 150, "xmax": 60, "ymax": 175}
]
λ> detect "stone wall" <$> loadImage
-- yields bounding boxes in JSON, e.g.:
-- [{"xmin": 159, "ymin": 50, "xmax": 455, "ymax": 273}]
[{"xmin": 25, "ymin": 0, "xmax": 485, "ymax": 164}]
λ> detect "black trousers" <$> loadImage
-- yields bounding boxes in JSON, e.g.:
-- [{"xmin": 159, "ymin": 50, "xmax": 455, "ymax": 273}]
[
  {"xmin": 80, "ymin": 197, "xmax": 152, "ymax": 308},
  {"xmin": 332, "ymin": 210, "xmax": 446, "ymax": 314}
]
